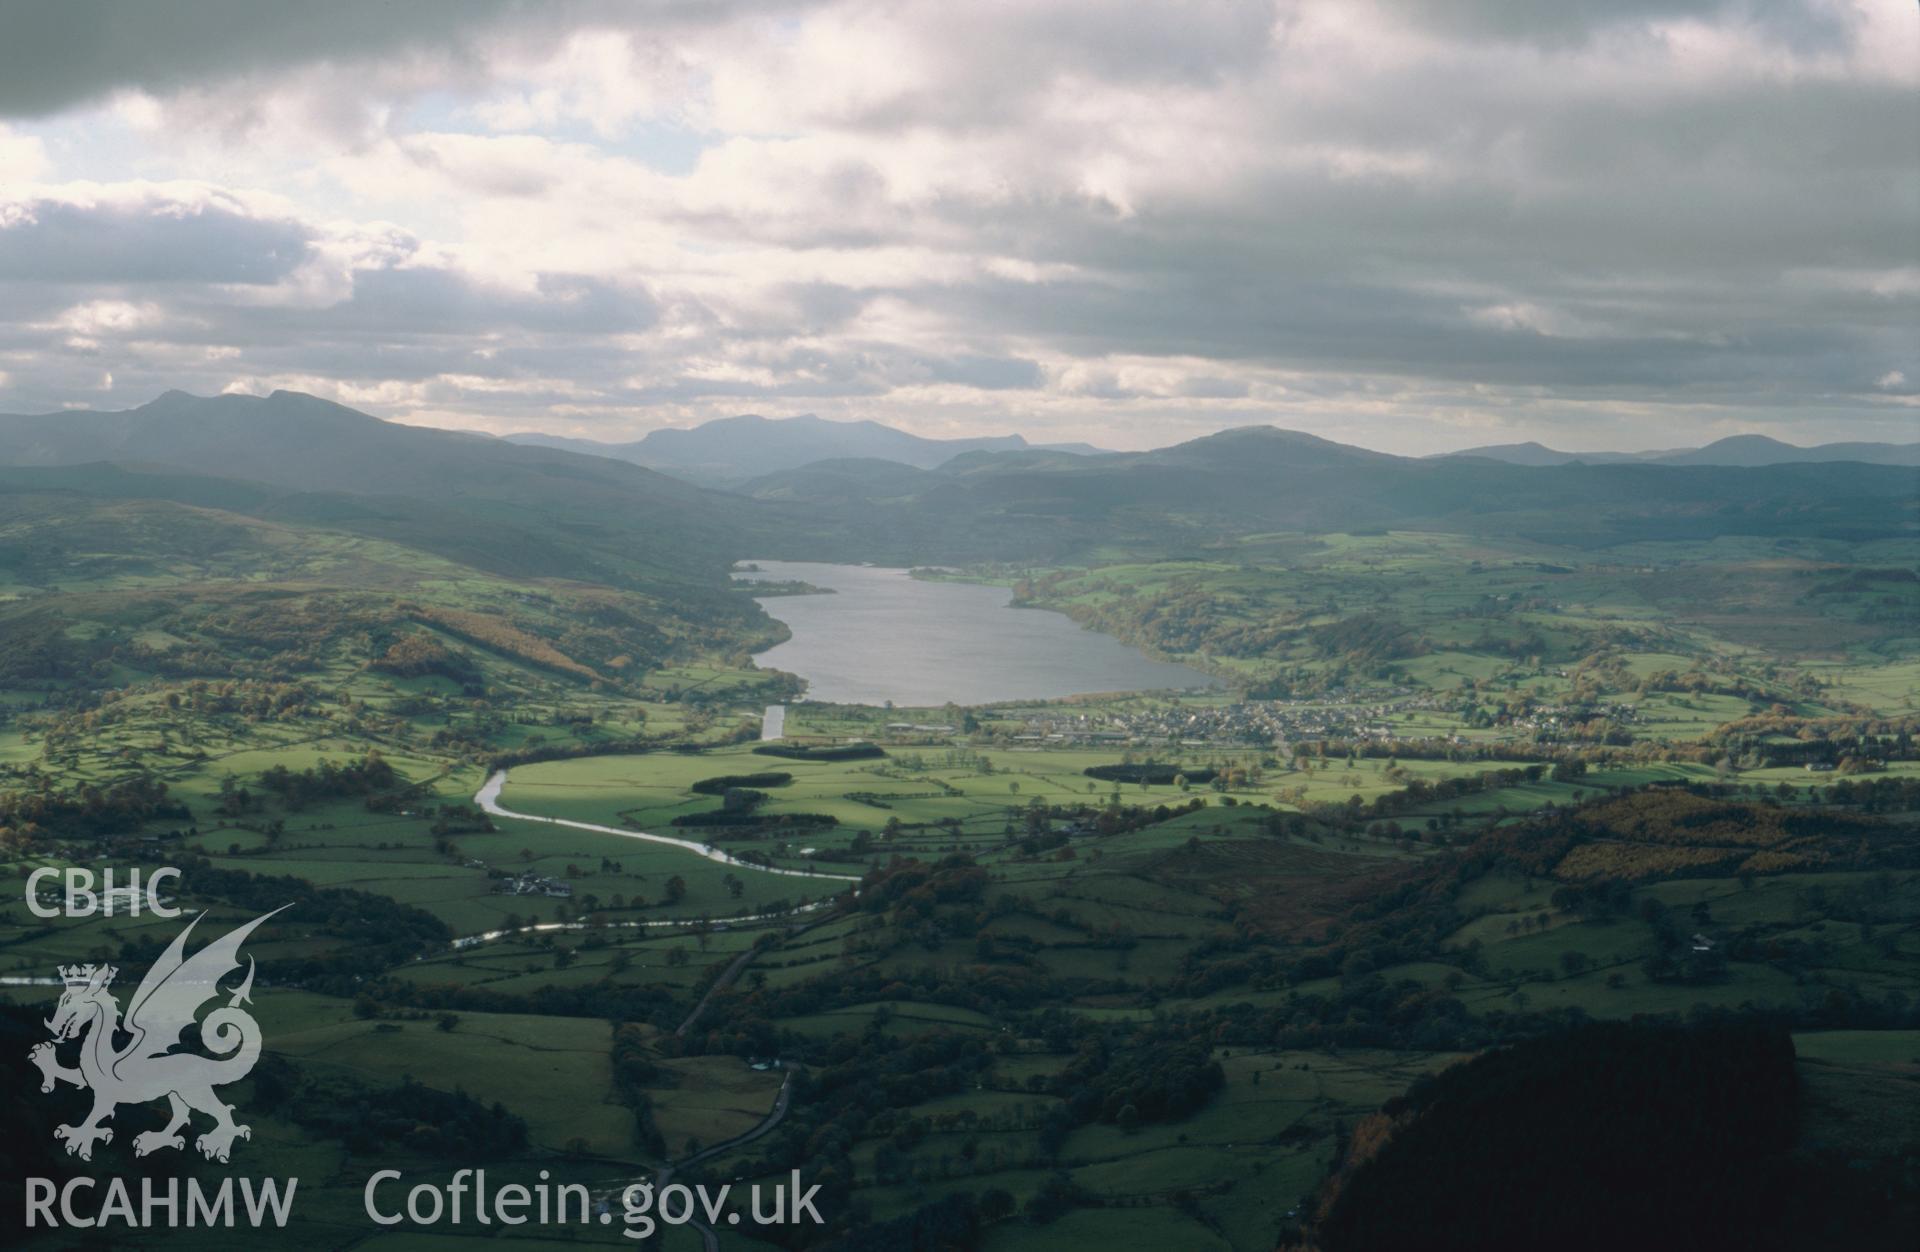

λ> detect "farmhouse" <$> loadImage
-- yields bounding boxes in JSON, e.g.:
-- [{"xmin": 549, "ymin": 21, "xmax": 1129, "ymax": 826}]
[{"xmin": 500, "ymin": 872, "xmax": 572, "ymax": 898}]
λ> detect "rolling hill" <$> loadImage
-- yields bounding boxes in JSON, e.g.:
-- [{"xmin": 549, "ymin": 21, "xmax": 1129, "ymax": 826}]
[{"xmin": 0, "ymin": 390, "xmax": 823, "ymax": 589}]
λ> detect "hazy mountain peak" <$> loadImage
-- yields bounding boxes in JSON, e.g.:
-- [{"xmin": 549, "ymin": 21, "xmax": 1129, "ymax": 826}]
[
  {"xmin": 1650, "ymin": 433, "xmax": 1920, "ymax": 467},
  {"xmin": 1437, "ymin": 441, "xmax": 1640, "ymax": 466},
  {"xmin": 501, "ymin": 410, "xmax": 1094, "ymax": 484},
  {"xmin": 1442, "ymin": 433, "xmax": 1920, "ymax": 468},
  {"xmin": 1164, "ymin": 424, "xmax": 1398, "ymax": 464}
]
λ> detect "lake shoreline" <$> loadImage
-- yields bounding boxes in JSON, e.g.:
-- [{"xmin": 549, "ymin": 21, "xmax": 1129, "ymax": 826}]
[{"xmin": 731, "ymin": 560, "xmax": 1218, "ymax": 707}]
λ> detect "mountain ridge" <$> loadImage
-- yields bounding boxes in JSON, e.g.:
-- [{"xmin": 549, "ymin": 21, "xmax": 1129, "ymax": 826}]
[
  {"xmin": 1442, "ymin": 434, "xmax": 1920, "ymax": 468},
  {"xmin": 501, "ymin": 411, "xmax": 1109, "ymax": 484},
  {"xmin": 0, "ymin": 389, "xmax": 812, "ymax": 588},
  {"xmin": 4, "ymin": 391, "xmax": 1912, "ymax": 571}
]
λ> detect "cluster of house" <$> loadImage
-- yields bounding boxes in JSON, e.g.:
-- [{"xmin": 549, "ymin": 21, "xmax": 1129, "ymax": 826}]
[
  {"xmin": 1024, "ymin": 693, "xmax": 1646, "ymax": 749},
  {"xmin": 867, "ymin": 686, "xmax": 1652, "ymax": 754},
  {"xmin": 498, "ymin": 871, "xmax": 572, "ymax": 898},
  {"xmin": 1001, "ymin": 689, "xmax": 1463, "ymax": 749},
  {"xmin": 1496, "ymin": 701, "xmax": 1642, "ymax": 735}
]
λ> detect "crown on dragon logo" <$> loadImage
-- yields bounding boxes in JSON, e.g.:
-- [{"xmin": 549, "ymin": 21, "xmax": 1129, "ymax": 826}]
[{"xmin": 58, "ymin": 963, "xmax": 114, "ymax": 988}]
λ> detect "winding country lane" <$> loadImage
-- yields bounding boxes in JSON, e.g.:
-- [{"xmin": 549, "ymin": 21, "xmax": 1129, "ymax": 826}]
[
  {"xmin": 655, "ymin": 1073, "xmax": 797, "ymax": 1252},
  {"xmin": 474, "ymin": 769, "xmax": 862, "ymax": 883},
  {"xmin": 590, "ymin": 1072, "xmax": 796, "ymax": 1252}
]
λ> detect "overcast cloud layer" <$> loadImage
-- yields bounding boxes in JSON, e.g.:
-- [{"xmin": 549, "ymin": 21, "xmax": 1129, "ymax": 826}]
[{"xmin": 0, "ymin": 0, "xmax": 1912, "ymax": 452}]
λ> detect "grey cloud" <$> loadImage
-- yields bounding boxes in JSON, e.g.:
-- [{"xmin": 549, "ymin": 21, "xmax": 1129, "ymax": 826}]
[
  {"xmin": 827, "ymin": 49, "xmax": 1913, "ymax": 410},
  {"xmin": 0, "ymin": 0, "xmax": 1273, "ymax": 125},
  {"xmin": 927, "ymin": 355, "xmax": 1044, "ymax": 390},
  {"xmin": 0, "ymin": 0, "xmax": 799, "ymax": 118},
  {"xmin": 762, "ymin": 283, "xmax": 873, "ymax": 337},
  {"xmin": 0, "ymin": 0, "xmax": 520, "ymax": 117},
  {"xmin": 906, "ymin": 266, "xmax": 1893, "ymax": 403},
  {"xmin": 0, "ymin": 197, "xmax": 314, "ymax": 284},
  {"xmin": 999, "ymin": 1, "xmax": 1277, "ymax": 86},
  {"xmin": 0, "ymin": 250, "xmax": 669, "ymax": 420},
  {"xmin": 820, "ymin": 1, "xmax": 1279, "ymax": 130},
  {"xmin": 306, "ymin": 267, "xmax": 660, "ymax": 336},
  {"xmin": 1368, "ymin": 0, "xmax": 1851, "ymax": 49},
  {"xmin": 1177, "ymin": 377, "xmax": 1252, "ymax": 399}
]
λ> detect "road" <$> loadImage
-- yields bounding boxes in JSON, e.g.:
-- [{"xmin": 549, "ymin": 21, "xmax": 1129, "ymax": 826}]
[
  {"xmin": 474, "ymin": 769, "xmax": 860, "ymax": 882},
  {"xmin": 657, "ymin": 1071, "xmax": 796, "ymax": 1252},
  {"xmin": 677, "ymin": 945, "xmax": 757, "ymax": 1038}
]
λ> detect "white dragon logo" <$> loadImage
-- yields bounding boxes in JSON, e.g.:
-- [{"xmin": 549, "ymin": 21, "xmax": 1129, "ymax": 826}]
[{"xmin": 29, "ymin": 907, "xmax": 283, "ymax": 1163}]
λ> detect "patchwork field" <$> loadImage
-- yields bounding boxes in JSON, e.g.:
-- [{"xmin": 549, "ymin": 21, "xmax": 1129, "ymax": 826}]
[{"xmin": 2, "ymin": 508, "xmax": 1914, "ymax": 1250}]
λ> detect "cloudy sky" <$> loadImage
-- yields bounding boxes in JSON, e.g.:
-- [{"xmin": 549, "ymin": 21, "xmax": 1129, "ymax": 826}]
[{"xmin": 0, "ymin": 0, "xmax": 1912, "ymax": 452}]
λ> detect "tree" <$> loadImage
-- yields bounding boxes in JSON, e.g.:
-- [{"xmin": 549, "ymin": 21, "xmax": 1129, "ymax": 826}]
[
  {"xmin": 665, "ymin": 875, "xmax": 687, "ymax": 904},
  {"xmin": 979, "ymin": 1188, "xmax": 1015, "ymax": 1222}
]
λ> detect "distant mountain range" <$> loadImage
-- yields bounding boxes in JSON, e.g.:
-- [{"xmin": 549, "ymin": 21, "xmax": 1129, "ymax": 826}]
[
  {"xmin": 1440, "ymin": 434, "xmax": 1920, "ymax": 468},
  {"xmin": 497, "ymin": 411, "xmax": 1919, "ymax": 485},
  {"xmin": 502, "ymin": 413, "xmax": 1108, "ymax": 485},
  {"xmin": 1, "ymin": 393, "xmax": 1911, "ymax": 570},
  {"xmin": 738, "ymin": 423, "xmax": 1918, "ymax": 561}
]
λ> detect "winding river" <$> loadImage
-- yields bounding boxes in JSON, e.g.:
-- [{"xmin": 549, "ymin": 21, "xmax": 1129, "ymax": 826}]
[
  {"xmin": 462, "ymin": 769, "xmax": 857, "ymax": 948},
  {"xmin": 474, "ymin": 770, "xmax": 859, "ymax": 884}
]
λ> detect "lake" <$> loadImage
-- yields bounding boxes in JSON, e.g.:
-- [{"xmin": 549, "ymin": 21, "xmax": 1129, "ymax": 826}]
[{"xmin": 735, "ymin": 560, "xmax": 1217, "ymax": 706}]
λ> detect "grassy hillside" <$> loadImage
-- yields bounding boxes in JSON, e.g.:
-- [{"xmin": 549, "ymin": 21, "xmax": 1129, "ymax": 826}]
[
  {"xmin": 982, "ymin": 530, "xmax": 1920, "ymax": 718},
  {"xmin": 0, "ymin": 391, "xmax": 835, "ymax": 586}
]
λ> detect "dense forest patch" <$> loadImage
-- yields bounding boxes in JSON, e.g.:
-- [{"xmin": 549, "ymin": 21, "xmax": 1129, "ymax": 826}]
[
  {"xmin": 1307, "ymin": 1021, "xmax": 1910, "ymax": 1252},
  {"xmin": 753, "ymin": 742, "xmax": 887, "ymax": 761},
  {"xmin": 1083, "ymin": 762, "xmax": 1217, "ymax": 785},
  {"xmin": 690, "ymin": 771, "xmax": 794, "ymax": 794}
]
